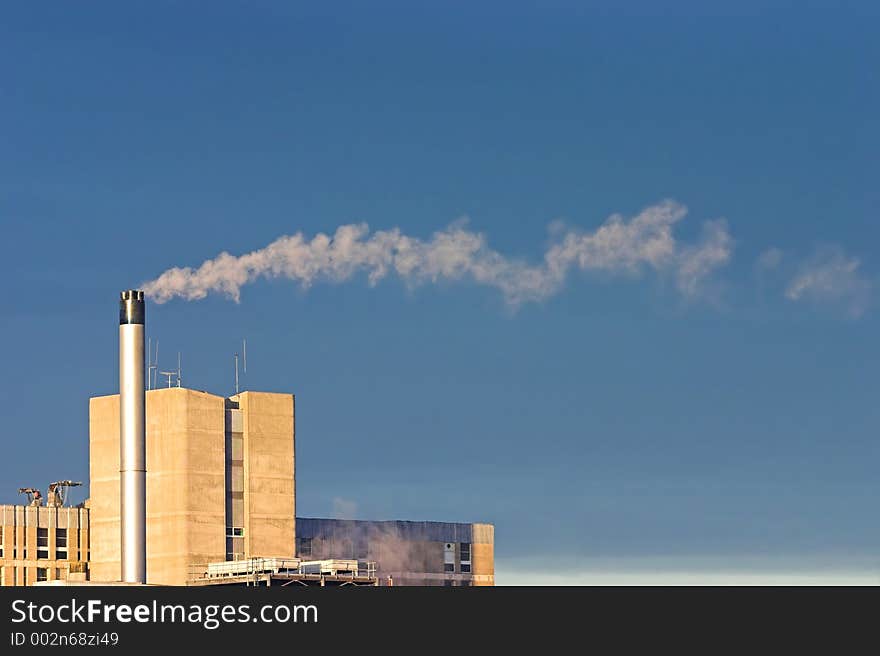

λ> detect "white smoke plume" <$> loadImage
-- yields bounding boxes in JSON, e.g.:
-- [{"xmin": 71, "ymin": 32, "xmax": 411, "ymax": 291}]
[
  {"xmin": 142, "ymin": 200, "xmax": 733, "ymax": 306},
  {"xmin": 785, "ymin": 245, "xmax": 871, "ymax": 317}
]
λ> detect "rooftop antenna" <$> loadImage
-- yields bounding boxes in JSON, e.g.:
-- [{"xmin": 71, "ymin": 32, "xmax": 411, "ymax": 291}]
[
  {"xmin": 148, "ymin": 339, "xmax": 159, "ymax": 390},
  {"xmin": 234, "ymin": 352, "xmax": 240, "ymax": 395},
  {"xmin": 177, "ymin": 351, "xmax": 182, "ymax": 388},
  {"xmin": 147, "ymin": 338, "xmax": 159, "ymax": 390},
  {"xmin": 159, "ymin": 368, "xmax": 176, "ymax": 388},
  {"xmin": 242, "ymin": 338, "xmax": 247, "ymax": 391}
]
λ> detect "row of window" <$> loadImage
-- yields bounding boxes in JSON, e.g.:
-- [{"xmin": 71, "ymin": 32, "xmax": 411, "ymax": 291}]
[
  {"xmin": 0, "ymin": 529, "xmax": 75, "ymax": 560},
  {"xmin": 0, "ymin": 566, "xmax": 63, "ymax": 586},
  {"xmin": 444, "ymin": 563, "xmax": 472, "ymax": 573},
  {"xmin": 295, "ymin": 537, "xmax": 473, "ymax": 574}
]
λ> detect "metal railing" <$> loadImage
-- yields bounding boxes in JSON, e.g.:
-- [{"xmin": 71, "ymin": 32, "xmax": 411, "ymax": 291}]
[{"xmin": 188, "ymin": 557, "xmax": 377, "ymax": 584}]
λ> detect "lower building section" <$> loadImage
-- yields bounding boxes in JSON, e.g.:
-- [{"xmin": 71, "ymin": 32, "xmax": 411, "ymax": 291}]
[
  {"xmin": 0, "ymin": 505, "xmax": 90, "ymax": 586},
  {"xmin": 1, "ymin": 506, "xmax": 494, "ymax": 586},
  {"xmin": 295, "ymin": 518, "xmax": 494, "ymax": 586}
]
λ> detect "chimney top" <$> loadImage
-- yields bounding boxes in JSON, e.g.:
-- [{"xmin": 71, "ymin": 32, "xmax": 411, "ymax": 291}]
[{"xmin": 119, "ymin": 289, "xmax": 145, "ymax": 325}]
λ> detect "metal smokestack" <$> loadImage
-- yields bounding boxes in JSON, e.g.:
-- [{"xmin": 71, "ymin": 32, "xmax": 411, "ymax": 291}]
[{"xmin": 119, "ymin": 290, "xmax": 146, "ymax": 583}]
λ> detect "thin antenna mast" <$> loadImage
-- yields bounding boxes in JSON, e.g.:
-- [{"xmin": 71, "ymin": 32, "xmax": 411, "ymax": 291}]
[
  {"xmin": 147, "ymin": 338, "xmax": 159, "ymax": 390},
  {"xmin": 234, "ymin": 353, "xmax": 240, "ymax": 395},
  {"xmin": 153, "ymin": 341, "xmax": 159, "ymax": 390},
  {"xmin": 177, "ymin": 352, "xmax": 181, "ymax": 388}
]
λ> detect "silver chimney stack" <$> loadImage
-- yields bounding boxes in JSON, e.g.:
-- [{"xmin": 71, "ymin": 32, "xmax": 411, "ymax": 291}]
[{"xmin": 119, "ymin": 290, "xmax": 146, "ymax": 583}]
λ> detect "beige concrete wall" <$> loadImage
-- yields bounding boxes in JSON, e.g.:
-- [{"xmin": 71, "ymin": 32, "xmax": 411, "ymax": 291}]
[
  {"xmin": 89, "ymin": 388, "xmax": 227, "ymax": 585},
  {"xmin": 147, "ymin": 388, "xmax": 226, "ymax": 584},
  {"xmin": 88, "ymin": 394, "xmax": 120, "ymax": 583},
  {"xmin": 0, "ymin": 505, "xmax": 90, "ymax": 586},
  {"xmin": 238, "ymin": 392, "xmax": 295, "ymax": 558},
  {"xmin": 472, "ymin": 522, "xmax": 495, "ymax": 586}
]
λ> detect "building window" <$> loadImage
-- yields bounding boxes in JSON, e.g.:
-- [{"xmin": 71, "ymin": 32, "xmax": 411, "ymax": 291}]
[
  {"xmin": 55, "ymin": 568, "xmax": 62, "ymax": 581},
  {"xmin": 37, "ymin": 528, "xmax": 49, "ymax": 559},
  {"xmin": 13, "ymin": 568, "xmax": 17, "ymax": 586},
  {"xmin": 22, "ymin": 568, "xmax": 27, "ymax": 585},
  {"xmin": 56, "ymin": 529, "xmax": 68, "ymax": 560},
  {"xmin": 226, "ymin": 527, "xmax": 245, "ymax": 538},
  {"xmin": 444, "ymin": 542, "xmax": 455, "ymax": 572},
  {"xmin": 460, "ymin": 580, "xmax": 471, "ymax": 587},
  {"xmin": 37, "ymin": 568, "xmax": 47, "ymax": 582},
  {"xmin": 460, "ymin": 542, "xmax": 471, "ymax": 573},
  {"xmin": 296, "ymin": 537, "xmax": 312, "ymax": 558},
  {"xmin": 444, "ymin": 579, "xmax": 454, "ymax": 587},
  {"xmin": 226, "ymin": 538, "xmax": 244, "ymax": 562}
]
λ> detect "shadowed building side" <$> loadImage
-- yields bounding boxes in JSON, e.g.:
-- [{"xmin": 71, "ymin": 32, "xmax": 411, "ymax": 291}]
[{"xmin": 295, "ymin": 518, "xmax": 494, "ymax": 586}]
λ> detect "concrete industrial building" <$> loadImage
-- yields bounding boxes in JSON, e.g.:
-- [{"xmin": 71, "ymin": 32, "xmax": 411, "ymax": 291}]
[
  {"xmin": 0, "ymin": 505, "xmax": 89, "ymax": 586},
  {"xmin": 89, "ymin": 388, "xmax": 296, "ymax": 585},
  {"xmin": 1, "ymin": 386, "xmax": 494, "ymax": 587},
  {"xmin": 1, "ymin": 290, "xmax": 494, "ymax": 586}
]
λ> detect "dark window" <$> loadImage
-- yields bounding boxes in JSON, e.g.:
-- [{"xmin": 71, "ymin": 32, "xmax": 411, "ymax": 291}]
[
  {"xmin": 55, "ymin": 568, "xmax": 62, "ymax": 580},
  {"xmin": 37, "ymin": 528, "xmax": 48, "ymax": 559},
  {"xmin": 460, "ymin": 543, "xmax": 471, "ymax": 561},
  {"xmin": 56, "ymin": 529, "xmax": 68, "ymax": 560},
  {"xmin": 296, "ymin": 537, "xmax": 312, "ymax": 558},
  {"xmin": 226, "ymin": 527, "xmax": 245, "ymax": 538},
  {"xmin": 460, "ymin": 580, "xmax": 471, "ymax": 587},
  {"xmin": 226, "ymin": 536, "xmax": 244, "ymax": 562},
  {"xmin": 444, "ymin": 563, "xmax": 455, "ymax": 573},
  {"xmin": 36, "ymin": 568, "xmax": 48, "ymax": 582},
  {"xmin": 444, "ymin": 579, "xmax": 454, "ymax": 587},
  {"xmin": 460, "ymin": 563, "xmax": 471, "ymax": 573}
]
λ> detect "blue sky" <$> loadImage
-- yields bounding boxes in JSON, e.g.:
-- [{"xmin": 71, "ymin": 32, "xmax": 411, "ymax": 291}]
[{"xmin": 2, "ymin": 2, "xmax": 878, "ymax": 584}]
